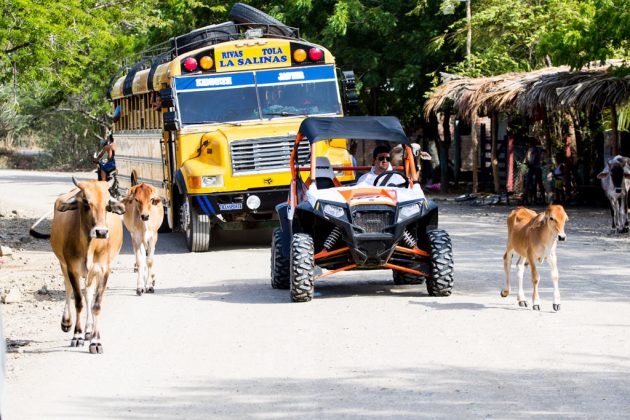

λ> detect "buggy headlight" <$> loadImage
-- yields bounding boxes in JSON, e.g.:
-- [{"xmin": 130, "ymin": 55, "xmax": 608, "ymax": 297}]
[
  {"xmin": 322, "ymin": 203, "xmax": 345, "ymax": 219},
  {"xmin": 397, "ymin": 203, "xmax": 420, "ymax": 222}
]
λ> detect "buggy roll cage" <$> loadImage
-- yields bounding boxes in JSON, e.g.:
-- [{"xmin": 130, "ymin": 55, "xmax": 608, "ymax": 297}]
[{"xmin": 288, "ymin": 116, "xmax": 419, "ymax": 209}]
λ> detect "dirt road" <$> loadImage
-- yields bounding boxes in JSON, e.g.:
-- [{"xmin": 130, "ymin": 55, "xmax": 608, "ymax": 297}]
[{"xmin": 1, "ymin": 169, "xmax": 629, "ymax": 419}]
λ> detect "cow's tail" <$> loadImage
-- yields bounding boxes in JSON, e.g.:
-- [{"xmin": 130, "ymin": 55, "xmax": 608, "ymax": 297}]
[{"xmin": 29, "ymin": 209, "xmax": 53, "ymax": 239}]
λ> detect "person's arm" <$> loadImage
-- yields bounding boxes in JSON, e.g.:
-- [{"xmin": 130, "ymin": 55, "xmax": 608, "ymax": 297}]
[{"xmin": 93, "ymin": 144, "xmax": 110, "ymax": 162}]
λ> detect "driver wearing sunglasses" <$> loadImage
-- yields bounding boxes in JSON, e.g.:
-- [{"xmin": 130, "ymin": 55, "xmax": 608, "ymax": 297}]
[{"xmin": 357, "ymin": 145, "xmax": 392, "ymax": 185}]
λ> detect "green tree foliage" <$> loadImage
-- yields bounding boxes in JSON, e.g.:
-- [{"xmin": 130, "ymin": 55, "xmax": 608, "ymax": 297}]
[
  {"xmin": 436, "ymin": 0, "xmax": 628, "ymax": 76},
  {"xmin": 0, "ymin": 0, "xmax": 628, "ymax": 165},
  {"xmin": 0, "ymin": 0, "xmax": 160, "ymax": 162},
  {"xmin": 539, "ymin": 0, "xmax": 629, "ymax": 69},
  {"xmin": 260, "ymin": 0, "xmax": 461, "ymax": 129}
]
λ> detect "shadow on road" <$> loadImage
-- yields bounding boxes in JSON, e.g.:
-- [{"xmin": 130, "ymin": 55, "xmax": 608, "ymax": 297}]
[
  {"xmin": 153, "ymin": 277, "xmax": 429, "ymax": 305},
  {"xmin": 118, "ymin": 228, "xmax": 273, "ymax": 256},
  {"xmin": 74, "ymin": 365, "xmax": 630, "ymax": 418}
]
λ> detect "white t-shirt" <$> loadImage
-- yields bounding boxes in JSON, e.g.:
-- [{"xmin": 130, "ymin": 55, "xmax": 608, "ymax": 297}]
[{"xmin": 357, "ymin": 164, "xmax": 392, "ymax": 186}]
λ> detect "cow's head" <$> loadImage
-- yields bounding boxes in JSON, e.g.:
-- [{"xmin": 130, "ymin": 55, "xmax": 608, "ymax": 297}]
[
  {"xmin": 56, "ymin": 177, "xmax": 125, "ymax": 239},
  {"xmin": 123, "ymin": 183, "xmax": 161, "ymax": 222},
  {"xmin": 544, "ymin": 204, "xmax": 569, "ymax": 241},
  {"xmin": 597, "ymin": 156, "xmax": 630, "ymax": 194}
]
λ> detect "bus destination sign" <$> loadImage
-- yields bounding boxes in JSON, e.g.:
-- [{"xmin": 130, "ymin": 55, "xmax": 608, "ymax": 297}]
[{"xmin": 214, "ymin": 42, "xmax": 291, "ymax": 72}]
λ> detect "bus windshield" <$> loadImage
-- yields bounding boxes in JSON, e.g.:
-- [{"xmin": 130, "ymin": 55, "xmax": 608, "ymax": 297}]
[{"xmin": 175, "ymin": 65, "xmax": 342, "ymax": 125}]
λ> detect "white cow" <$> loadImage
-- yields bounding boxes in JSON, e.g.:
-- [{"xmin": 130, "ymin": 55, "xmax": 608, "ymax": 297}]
[{"xmin": 597, "ymin": 155, "xmax": 630, "ymax": 233}]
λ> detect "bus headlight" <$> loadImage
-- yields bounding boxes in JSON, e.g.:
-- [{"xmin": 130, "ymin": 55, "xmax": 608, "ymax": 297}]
[
  {"xmin": 246, "ymin": 195, "xmax": 261, "ymax": 210},
  {"xmin": 202, "ymin": 175, "xmax": 223, "ymax": 188}
]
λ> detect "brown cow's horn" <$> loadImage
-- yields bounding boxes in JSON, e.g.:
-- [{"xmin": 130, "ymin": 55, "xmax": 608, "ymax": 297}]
[{"xmin": 72, "ymin": 176, "xmax": 80, "ymax": 187}]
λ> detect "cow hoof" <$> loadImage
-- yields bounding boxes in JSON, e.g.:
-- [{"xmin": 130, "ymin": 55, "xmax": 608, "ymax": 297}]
[
  {"xmin": 70, "ymin": 338, "xmax": 78, "ymax": 347},
  {"xmin": 136, "ymin": 288, "xmax": 144, "ymax": 296},
  {"xmin": 518, "ymin": 301, "xmax": 527, "ymax": 307},
  {"xmin": 61, "ymin": 321, "xmax": 72, "ymax": 333},
  {"xmin": 553, "ymin": 304, "xmax": 560, "ymax": 311},
  {"xmin": 71, "ymin": 337, "xmax": 84, "ymax": 347},
  {"xmin": 500, "ymin": 290, "xmax": 509, "ymax": 298},
  {"xmin": 89, "ymin": 343, "xmax": 103, "ymax": 354},
  {"xmin": 533, "ymin": 304, "xmax": 540, "ymax": 311},
  {"xmin": 85, "ymin": 332, "xmax": 92, "ymax": 341},
  {"xmin": 147, "ymin": 287, "xmax": 154, "ymax": 293}
]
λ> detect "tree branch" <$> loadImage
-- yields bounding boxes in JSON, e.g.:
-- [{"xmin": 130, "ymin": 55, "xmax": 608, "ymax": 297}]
[
  {"xmin": 94, "ymin": 0, "xmax": 134, "ymax": 10},
  {"xmin": 4, "ymin": 43, "xmax": 32, "ymax": 54},
  {"xmin": 51, "ymin": 108, "xmax": 110, "ymax": 130}
]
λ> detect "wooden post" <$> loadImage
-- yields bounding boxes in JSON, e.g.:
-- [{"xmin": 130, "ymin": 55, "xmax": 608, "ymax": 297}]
[
  {"xmin": 611, "ymin": 104, "xmax": 619, "ymax": 156},
  {"xmin": 491, "ymin": 111, "xmax": 500, "ymax": 193},
  {"xmin": 454, "ymin": 120, "xmax": 460, "ymax": 185},
  {"xmin": 471, "ymin": 115, "xmax": 479, "ymax": 193},
  {"xmin": 440, "ymin": 110, "xmax": 451, "ymax": 192}
]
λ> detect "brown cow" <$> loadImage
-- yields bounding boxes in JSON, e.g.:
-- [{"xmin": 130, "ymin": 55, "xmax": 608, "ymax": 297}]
[
  {"xmin": 50, "ymin": 178, "xmax": 125, "ymax": 353},
  {"xmin": 122, "ymin": 183, "xmax": 164, "ymax": 295},
  {"xmin": 501, "ymin": 205, "xmax": 568, "ymax": 311}
]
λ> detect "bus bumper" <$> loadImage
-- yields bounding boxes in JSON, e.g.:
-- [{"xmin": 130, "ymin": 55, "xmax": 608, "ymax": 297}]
[{"xmin": 190, "ymin": 187, "xmax": 288, "ymax": 225}]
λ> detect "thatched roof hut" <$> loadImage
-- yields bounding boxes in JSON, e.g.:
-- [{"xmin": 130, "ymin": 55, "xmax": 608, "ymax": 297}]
[
  {"xmin": 424, "ymin": 61, "xmax": 629, "ymax": 194},
  {"xmin": 424, "ymin": 62, "xmax": 630, "ymax": 121}
]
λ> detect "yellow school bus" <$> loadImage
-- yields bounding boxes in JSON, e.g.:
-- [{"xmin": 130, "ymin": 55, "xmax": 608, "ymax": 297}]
[{"xmin": 109, "ymin": 21, "xmax": 358, "ymax": 251}]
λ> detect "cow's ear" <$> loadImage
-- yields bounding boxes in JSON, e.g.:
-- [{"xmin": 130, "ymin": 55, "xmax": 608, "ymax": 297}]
[
  {"xmin": 57, "ymin": 197, "xmax": 78, "ymax": 212},
  {"xmin": 121, "ymin": 195, "xmax": 132, "ymax": 205},
  {"xmin": 106, "ymin": 198, "xmax": 126, "ymax": 215},
  {"xmin": 411, "ymin": 143, "xmax": 421, "ymax": 157},
  {"xmin": 151, "ymin": 197, "xmax": 161, "ymax": 206},
  {"xmin": 597, "ymin": 171, "xmax": 609, "ymax": 179}
]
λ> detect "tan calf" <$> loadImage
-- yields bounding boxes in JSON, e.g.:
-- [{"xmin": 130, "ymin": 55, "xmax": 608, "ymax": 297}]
[
  {"xmin": 50, "ymin": 178, "xmax": 125, "ymax": 353},
  {"xmin": 501, "ymin": 205, "xmax": 568, "ymax": 311},
  {"xmin": 122, "ymin": 183, "xmax": 164, "ymax": 295}
]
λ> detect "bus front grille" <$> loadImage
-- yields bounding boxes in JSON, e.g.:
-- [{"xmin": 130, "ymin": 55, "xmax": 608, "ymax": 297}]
[{"xmin": 230, "ymin": 136, "xmax": 310, "ymax": 175}]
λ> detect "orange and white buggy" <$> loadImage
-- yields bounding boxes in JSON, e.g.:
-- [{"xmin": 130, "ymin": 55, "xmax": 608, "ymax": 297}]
[{"xmin": 271, "ymin": 116, "xmax": 453, "ymax": 302}]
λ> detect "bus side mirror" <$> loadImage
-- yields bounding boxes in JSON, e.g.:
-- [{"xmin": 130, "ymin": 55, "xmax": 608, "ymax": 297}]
[
  {"xmin": 163, "ymin": 111, "xmax": 178, "ymax": 131},
  {"xmin": 160, "ymin": 88, "xmax": 175, "ymax": 108},
  {"xmin": 340, "ymin": 70, "xmax": 359, "ymax": 115}
]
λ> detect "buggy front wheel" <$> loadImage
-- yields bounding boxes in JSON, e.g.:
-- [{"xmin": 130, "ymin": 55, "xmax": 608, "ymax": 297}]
[
  {"xmin": 425, "ymin": 229, "xmax": 454, "ymax": 296},
  {"xmin": 271, "ymin": 228, "xmax": 290, "ymax": 289},
  {"xmin": 290, "ymin": 233, "xmax": 315, "ymax": 302}
]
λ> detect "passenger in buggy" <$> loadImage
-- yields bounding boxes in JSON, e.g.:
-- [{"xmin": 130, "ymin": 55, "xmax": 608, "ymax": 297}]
[{"xmin": 357, "ymin": 145, "xmax": 392, "ymax": 186}]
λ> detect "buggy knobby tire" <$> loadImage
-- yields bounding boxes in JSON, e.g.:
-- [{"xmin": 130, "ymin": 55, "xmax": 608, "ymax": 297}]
[
  {"xmin": 425, "ymin": 229, "xmax": 454, "ymax": 296},
  {"xmin": 182, "ymin": 195, "xmax": 211, "ymax": 252},
  {"xmin": 393, "ymin": 269, "xmax": 426, "ymax": 285},
  {"xmin": 271, "ymin": 228, "xmax": 290, "ymax": 289},
  {"xmin": 290, "ymin": 233, "xmax": 315, "ymax": 302},
  {"xmin": 229, "ymin": 3, "xmax": 296, "ymax": 38}
]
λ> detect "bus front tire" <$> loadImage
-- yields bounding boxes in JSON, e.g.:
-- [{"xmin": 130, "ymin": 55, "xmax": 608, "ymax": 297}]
[{"xmin": 182, "ymin": 196, "xmax": 211, "ymax": 252}]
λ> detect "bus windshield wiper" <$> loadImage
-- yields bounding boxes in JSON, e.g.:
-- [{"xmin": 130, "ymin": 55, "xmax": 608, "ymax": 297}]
[
  {"xmin": 263, "ymin": 112, "xmax": 304, "ymax": 117},
  {"xmin": 193, "ymin": 120, "xmax": 242, "ymax": 126}
]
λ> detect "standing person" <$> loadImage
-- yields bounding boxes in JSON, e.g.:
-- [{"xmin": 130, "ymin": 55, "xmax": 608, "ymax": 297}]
[
  {"xmin": 553, "ymin": 152, "xmax": 566, "ymax": 204},
  {"xmin": 357, "ymin": 145, "xmax": 392, "ymax": 185},
  {"xmin": 525, "ymin": 137, "xmax": 545, "ymax": 204},
  {"xmin": 94, "ymin": 133, "xmax": 116, "ymax": 182}
]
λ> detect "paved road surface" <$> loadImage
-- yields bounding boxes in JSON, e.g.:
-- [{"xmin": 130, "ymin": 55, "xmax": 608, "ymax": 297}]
[{"xmin": 1, "ymin": 170, "xmax": 629, "ymax": 419}]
